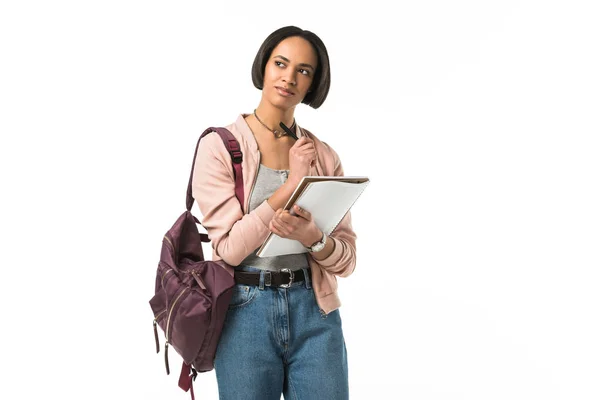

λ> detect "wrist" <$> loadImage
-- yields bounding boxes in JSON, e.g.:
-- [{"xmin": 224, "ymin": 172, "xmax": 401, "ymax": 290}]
[
  {"xmin": 302, "ymin": 227, "xmax": 323, "ymax": 248},
  {"xmin": 286, "ymin": 176, "xmax": 302, "ymax": 188}
]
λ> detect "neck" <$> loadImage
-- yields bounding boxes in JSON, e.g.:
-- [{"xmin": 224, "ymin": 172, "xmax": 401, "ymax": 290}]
[{"xmin": 255, "ymin": 101, "xmax": 295, "ymax": 130}]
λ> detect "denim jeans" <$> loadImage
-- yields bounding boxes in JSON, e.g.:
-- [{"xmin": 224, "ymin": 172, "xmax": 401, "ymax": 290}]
[{"xmin": 214, "ymin": 265, "xmax": 349, "ymax": 400}]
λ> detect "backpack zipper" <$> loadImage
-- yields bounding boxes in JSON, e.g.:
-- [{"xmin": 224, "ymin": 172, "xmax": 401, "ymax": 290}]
[
  {"xmin": 191, "ymin": 270, "xmax": 207, "ymax": 291},
  {"xmin": 161, "ymin": 269, "xmax": 174, "ymax": 287},
  {"xmin": 163, "ymin": 235, "xmax": 174, "ymax": 250},
  {"xmin": 164, "ymin": 287, "xmax": 189, "ymax": 374},
  {"xmin": 166, "ymin": 287, "xmax": 189, "ymax": 342}
]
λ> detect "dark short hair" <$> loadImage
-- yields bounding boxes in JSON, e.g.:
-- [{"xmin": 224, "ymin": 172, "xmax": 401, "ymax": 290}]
[{"xmin": 251, "ymin": 26, "xmax": 331, "ymax": 109}]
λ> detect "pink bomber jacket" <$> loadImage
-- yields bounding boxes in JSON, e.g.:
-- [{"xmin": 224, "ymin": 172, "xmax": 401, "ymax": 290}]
[{"xmin": 191, "ymin": 114, "xmax": 357, "ymax": 315}]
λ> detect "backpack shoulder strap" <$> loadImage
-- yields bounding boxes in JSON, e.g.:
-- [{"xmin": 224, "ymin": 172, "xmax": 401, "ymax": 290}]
[{"xmin": 186, "ymin": 127, "xmax": 244, "ymax": 213}]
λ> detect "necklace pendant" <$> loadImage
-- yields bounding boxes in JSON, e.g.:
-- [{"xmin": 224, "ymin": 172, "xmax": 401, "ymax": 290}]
[{"xmin": 274, "ymin": 130, "xmax": 286, "ymax": 138}]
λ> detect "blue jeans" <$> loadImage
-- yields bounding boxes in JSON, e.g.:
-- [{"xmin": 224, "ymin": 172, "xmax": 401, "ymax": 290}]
[{"xmin": 214, "ymin": 265, "xmax": 349, "ymax": 400}]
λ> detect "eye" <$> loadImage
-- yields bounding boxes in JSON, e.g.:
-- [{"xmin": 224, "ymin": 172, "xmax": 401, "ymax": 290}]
[
  {"xmin": 299, "ymin": 68, "xmax": 310, "ymax": 76},
  {"xmin": 275, "ymin": 61, "xmax": 285, "ymax": 68}
]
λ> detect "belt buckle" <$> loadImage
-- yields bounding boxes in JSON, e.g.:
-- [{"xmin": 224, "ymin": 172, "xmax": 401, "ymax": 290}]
[{"xmin": 279, "ymin": 268, "xmax": 294, "ymax": 288}]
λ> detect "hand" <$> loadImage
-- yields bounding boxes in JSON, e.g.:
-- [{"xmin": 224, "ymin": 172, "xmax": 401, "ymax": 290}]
[
  {"xmin": 288, "ymin": 137, "xmax": 316, "ymax": 184},
  {"xmin": 269, "ymin": 205, "xmax": 321, "ymax": 247}
]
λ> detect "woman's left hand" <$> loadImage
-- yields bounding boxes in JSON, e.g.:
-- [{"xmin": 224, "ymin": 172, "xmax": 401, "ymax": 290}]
[{"xmin": 269, "ymin": 205, "xmax": 321, "ymax": 247}]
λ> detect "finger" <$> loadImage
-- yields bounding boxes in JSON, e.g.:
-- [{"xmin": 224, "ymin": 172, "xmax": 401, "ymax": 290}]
[
  {"xmin": 294, "ymin": 206, "xmax": 312, "ymax": 221},
  {"xmin": 294, "ymin": 140, "xmax": 314, "ymax": 150},
  {"xmin": 293, "ymin": 137, "xmax": 310, "ymax": 147},
  {"xmin": 272, "ymin": 215, "xmax": 282, "ymax": 226},
  {"xmin": 270, "ymin": 222, "xmax": 282, "ymax": 237},
  {"xmin": 272, "ymin": 211, "xmax": 282, "ymax": 222},
  {"xmin": 279, "ymin": 210, "xmax": 294, "ymax": 223},
  {"xmin": 281, "ymin": 212, "xmax": 298, "ymax": 226},
  {"xmin": 282, "ymin": 213, "xmax": 298, "ymax": 228},
  {"xmin": 269, "ymin": 220, "xmax": 278, "ymax": 233},
  {"xmin": 270, "ymin": 219, "xmax": 286, "ymax": 234},
  {"xmin": 298, "ymin": 148, "xmax": 315, "ymax": 156},
  {"xmin": 272, "ymin": 218, "xmax": 289, "ymax": 235},
  {"xmin": 274, "ymin": 209, "xmax": 285, "ymax": 220},
  {"xmin": 297, "ymin": 152, "xmax": 316, "ymax": 164},
  {"xmin": 296, "ymin": 143, "xmax": 315, "ymax": 151},
  {"xmin": 293, "ymin": 205, "xmax": 311, "ymax": 220}
]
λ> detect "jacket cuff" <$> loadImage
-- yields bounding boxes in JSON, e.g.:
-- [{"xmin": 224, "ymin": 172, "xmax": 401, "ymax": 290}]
[
  {"xmin": 314, "ymin": 236, "xmax": 342, "ymax": 267},
  {"xmin": 254, "ymin": 200, "xmax": 276, "ymax": 227}
]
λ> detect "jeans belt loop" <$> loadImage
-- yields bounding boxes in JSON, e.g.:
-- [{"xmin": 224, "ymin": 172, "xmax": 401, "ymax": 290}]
[
  {"xmin": 264, "ymin": 271, "xmax": 272, "ymax": 287},
  {"xmin": 302, "ymin": 268, "xmax": 312, "ymax": 289}
]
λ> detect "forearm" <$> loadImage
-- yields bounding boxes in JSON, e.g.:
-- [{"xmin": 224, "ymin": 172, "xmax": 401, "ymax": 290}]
[{"xmin": 267, "ymin": 178, "xmax": 301, "ymax": 211}]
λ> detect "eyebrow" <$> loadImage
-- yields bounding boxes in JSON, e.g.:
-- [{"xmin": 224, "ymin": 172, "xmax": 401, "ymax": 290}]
[{"xmin": 274, "ymin": 55, "xmax": 315, "ymax": 71}]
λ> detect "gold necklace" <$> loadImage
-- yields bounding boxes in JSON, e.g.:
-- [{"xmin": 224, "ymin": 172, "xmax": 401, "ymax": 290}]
[{"xmin": 253, "ymin": 109, "xmax": 296, "ymax": 139}]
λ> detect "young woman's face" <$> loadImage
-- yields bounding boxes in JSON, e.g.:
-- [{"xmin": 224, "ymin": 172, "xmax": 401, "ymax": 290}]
[{"xmin": 263, "ymin": 36, "xmax": 318, "ymax": 109}]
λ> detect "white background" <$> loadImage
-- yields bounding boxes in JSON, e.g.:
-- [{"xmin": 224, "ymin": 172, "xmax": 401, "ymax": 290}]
[{"xmin": 1, "ymin": 1, "xmax": 599, "ymax": 399}]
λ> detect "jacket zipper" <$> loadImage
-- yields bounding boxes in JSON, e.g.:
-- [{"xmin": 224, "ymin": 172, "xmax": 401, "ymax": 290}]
[{"xmin": 245, "ymin": 151, "xmax": 261, "ymax": 213}]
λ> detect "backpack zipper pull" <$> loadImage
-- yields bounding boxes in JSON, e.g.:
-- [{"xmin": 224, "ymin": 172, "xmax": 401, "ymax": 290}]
[
  {"xmin": 165, "ymin": 342, "xmax": 170, "ymax": 375},
  {"xmin": 191, "ymin": 270, "xmax": 207, "ymax": 291},
  {"xmin": 153, "ymin": 319, "xmax": 160, "ymax": 353}
]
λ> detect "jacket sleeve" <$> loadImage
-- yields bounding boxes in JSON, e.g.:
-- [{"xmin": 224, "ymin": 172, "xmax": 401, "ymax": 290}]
[
  {"xmin": 310, "ymin": 143, "xmax": 358, "ymax": 278},
  {"xmin": 191, "ymin": 132, "xmax": 276, "ymax": 266}
]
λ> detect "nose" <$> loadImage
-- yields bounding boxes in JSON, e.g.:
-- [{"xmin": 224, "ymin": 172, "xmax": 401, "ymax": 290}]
[{"xmin": 283, "ymin": 70, "xmax": 296, "ymax": 86}]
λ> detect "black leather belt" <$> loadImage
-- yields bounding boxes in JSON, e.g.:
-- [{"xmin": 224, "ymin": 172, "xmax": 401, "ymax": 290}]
[{"xmin": 234, "ymin": 268, "xmax": 309, "ymax": 288}]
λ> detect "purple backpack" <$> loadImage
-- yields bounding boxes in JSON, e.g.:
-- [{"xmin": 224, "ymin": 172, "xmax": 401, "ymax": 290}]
[{"xmin": 149, "ymin": 127, "xmax": 244, "ymax": 399}]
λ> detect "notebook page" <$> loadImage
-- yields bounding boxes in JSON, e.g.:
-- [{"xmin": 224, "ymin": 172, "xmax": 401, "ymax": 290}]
[
  {"xmin": 257, "ymin": 180, "xmax": 369, "ymax": 257},
  {"xmin": 293, "ymin": 180, "xmax": 370, "ymax": 236}
]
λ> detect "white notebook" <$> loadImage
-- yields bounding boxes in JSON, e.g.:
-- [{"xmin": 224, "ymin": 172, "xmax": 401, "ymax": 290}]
[{"xmin": 256, "ymin": 176, "xmax": 370, "ymax": 258}]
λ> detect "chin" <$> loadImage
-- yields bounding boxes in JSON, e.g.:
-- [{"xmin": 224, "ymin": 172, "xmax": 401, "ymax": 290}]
[{"xmin": 269, "ymin": 95, "xmax": 298, "ymax": 111}]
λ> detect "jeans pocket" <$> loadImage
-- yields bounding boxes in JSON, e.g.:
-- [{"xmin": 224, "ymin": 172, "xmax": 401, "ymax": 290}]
[{"xmin": 228, "ymin": 284, "xmax": 258, "ymax": 309}]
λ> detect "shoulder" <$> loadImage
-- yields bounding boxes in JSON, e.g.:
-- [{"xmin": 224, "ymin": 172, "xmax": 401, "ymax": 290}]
[
  {"xmin": 194, "ymin": 126, "xmax": 240, "ymax": 180},
  {"xmin": 197, "ymin": 121, "xmax": 239, "ymax": 158}
]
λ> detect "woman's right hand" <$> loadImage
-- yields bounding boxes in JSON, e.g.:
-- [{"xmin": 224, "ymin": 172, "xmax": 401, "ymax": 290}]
[{"xmin": 288, "ymin": 137, "xmax": 316, "ymax": 185}]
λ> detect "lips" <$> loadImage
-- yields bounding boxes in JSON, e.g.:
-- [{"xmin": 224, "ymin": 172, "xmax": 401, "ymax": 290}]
[{"xmin": 275, "ymin": 86, "xmax": 294, "ymax": 97}]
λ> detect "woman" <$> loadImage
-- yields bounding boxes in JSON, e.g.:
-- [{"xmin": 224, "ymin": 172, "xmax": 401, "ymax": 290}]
[{"xmin": 192, "ymin": 26, "xmax": 357, "ymax": 400}]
